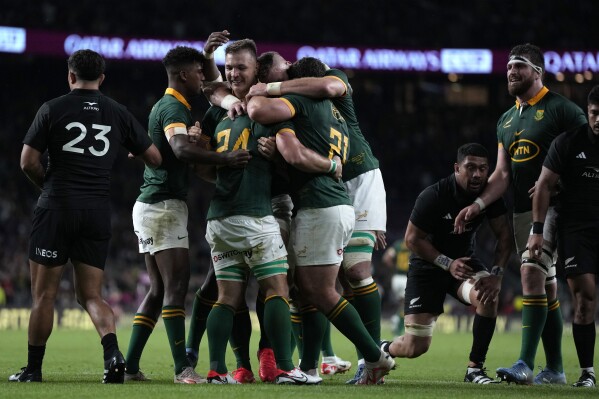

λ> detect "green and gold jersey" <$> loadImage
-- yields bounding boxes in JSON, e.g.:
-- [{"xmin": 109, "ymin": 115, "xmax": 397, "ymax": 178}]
[
  {"xmin": 202, "ymin": 106, "xmax": 273, "ymax": 219},
  {"xmin": 276, "ymin": 94, "xmax": 352, "ymax": 209},
  {"xmin": 496, "ymin": 87, "xmax": 586, "ymax": 213},
  {"xmin": 137, "ymin": 88, "xmax": 192, "ymax": 204},
  {"xmin": 325, "ymin": 69, "xmax": 379, "ymax": 181},
  {"xmin": 392, "ymin": 239, "xmax": 410, "ymax": 275}
]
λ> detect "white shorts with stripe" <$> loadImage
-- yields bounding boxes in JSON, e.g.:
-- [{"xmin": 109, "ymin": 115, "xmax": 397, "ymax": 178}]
[
  {"xmin": 291, "ymin": 205, "xmax": 354, "ymax": 266},
  {"xmin": 132, "ymin": 199, "xmax": 189, "ymax": 255},
  {"xmin": 206, "ymin": 215, "xmax": 288, "ymax": 281},
  {"xmin": 344, "ymin": 168, "xmax": 387, "ymax": 232}
]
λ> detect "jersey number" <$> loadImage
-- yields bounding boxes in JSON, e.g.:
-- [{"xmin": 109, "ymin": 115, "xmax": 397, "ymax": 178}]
[
  {"xmin": 328, "ymin": 128, "xmax": 349, "ymax": 161},
  {"xmin": 215, "ymin": 128, "xmax": 249, "ymax": 152},
  {"xmin": 63, "ymin": 122, "xmax": 111, "ymax": 156}
]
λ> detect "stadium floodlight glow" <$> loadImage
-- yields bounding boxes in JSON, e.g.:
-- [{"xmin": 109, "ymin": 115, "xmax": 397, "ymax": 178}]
[
  {"xmin": 440, "ymin": 49, "xmax": 493, "ymax": 74},
  {"xmin": 0, "ymin": 26, "xmax": 26, "ymax": 53}
]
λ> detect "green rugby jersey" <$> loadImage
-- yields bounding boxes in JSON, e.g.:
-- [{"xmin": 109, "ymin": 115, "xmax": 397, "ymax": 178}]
[
  {"xmin": 325, "ymin": 69, "xmax": 379, "ymax": 181},
  {"xmin": 276, "ymin": 94, "xmax": 352, "ymax": 209},
  {"xmin": 496, "ymin": 87, "xmax": 586, "ymax": 213},
  {"xmin": 202, "ymin": 106, "xmax": 273, "ymax": 219},
  {"xmin": 137, "ymin": 88, "xmax": 192, "ymax": 204}
]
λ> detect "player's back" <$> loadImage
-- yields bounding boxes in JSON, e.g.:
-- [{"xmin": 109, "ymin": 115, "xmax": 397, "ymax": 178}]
[{"xmin": 24, "ymin": 89, "xmax": 150, "ymax": 209}]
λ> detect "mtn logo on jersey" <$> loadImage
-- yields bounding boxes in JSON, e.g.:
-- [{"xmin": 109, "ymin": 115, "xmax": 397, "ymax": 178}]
[
  {"xmin": 576, "ymin": 152, "xmax": 587, "ymax": 159},
  {"xmin": 564, "ymin": 256, "xmax": 577, "ymax": 269},
  {"xmin": 508, "ymin": 139, "xmax": 540, "ymax": 162},
  {"xmin": 409, "ymin": 296, "xmax": 422, "ymax": 309},
  {"xmin": 83, "ymin": 101, "xmax": 99, "ymax": 111}
]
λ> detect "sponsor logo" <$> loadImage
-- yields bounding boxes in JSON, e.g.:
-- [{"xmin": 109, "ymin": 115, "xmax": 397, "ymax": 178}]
[
  {"xmin": 576, "ymin": 152, "xmax": 587, "ymax": 159},
  {"xmin": 212, "ymin": 248, "xmax": 253, "ymax": 263},
  {"xmin": 508, "ymin": 139, "xmax": 540, "ymax": 162},
  {"xmin": 175, "ymin": 339, "xmax": 184, "ymax": 345},
  {"xmin": 139, "ymin": 237, "xmax": 153, "ymax": 245},
  {"xmin": 83, "ymin": 101, "xmax": 99, "ymax": 111},
  {"xmin": 177, "ymin": 235, "xmax": 188, "ymax": 240},
  {"xmin": 502, "ymin": 117, "xmax": 513, "ymax": 128},
  {"xmin": 409, "ymin": 296, "xmax": 422, "ymax": 308},
  {"xmin": 564, "ymin": 256, "xmax": 577, "ymax": 268},
  {"xmin": 533, "ymin": 110, "xmax": 545, "ymax": 121},
  {"xmin": 356, "ymin": 210, "xmax": 368, "ymax": 221},
  {"xmin": 514, "ymin": 129, "xmax": 525, "ymax": 136},
  {"xmin": 582, "ymin": 166, "xmax": 599, "ymax": 179},
  {"xmin": 443, "ymin": 213, "xmax": 452, "ymax": 220},
  {"xmin": 296, "ymin": 246, "xmax": 308, "ymax": 258},
  {"xmin": 279, "ymin": 243, "xmax": 284, "ymax": 249},
  {"xmin": 35, "ymin": 247, "xmax": 58, "ymax": 258}
]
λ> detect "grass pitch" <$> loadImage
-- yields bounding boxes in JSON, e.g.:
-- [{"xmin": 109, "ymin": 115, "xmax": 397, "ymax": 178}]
[{"xmin": 1, "ymin": 319, "xmax": 597, "ymax": 399}]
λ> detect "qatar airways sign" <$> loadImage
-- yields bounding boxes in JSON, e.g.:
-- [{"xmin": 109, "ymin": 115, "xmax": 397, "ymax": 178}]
[{"xmin": 2, "ymin": 26, "xmax": 599, "ymax": 75}]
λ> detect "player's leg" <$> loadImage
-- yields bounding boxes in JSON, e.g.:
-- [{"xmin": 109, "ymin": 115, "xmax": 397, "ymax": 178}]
[
  {"xmin": 459, "ymin": 271, "xmax": 500, "ymax": 384},
  {"xmin": 73, "ymin": 260, "xmax": 125, "ymax": 383},
  {"xmin": 186, "ymin": 263, "xmax": 217, "ymax": 367},
  {"xmin": 537, "ymin": 207, "xmax": 564, "ymax": 381},
  {"xmin": 9, "ymin": 261, "xmax": 65, "ymax": 382},
  {"xmin": 569, "ymin": 273, "xmax": 597, "ymax": 387},
  {"xmin": 125, "ymin": 253, "xmax": 163, "ymax": 380},
  {"xmin": 384, "ymin": 313, "xmax": 435, "ymax": 358},
  {"xmin": 206, "ymin": 270, "xmax": 246, "ymax": 384},
  {"xmin": 229, "ymin": 300, "xmax": 254, "ymax": 382}
]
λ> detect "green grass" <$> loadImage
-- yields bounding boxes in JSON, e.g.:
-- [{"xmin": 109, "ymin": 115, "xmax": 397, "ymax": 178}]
[{"xmin": 1, "ymin": 319, "xmax": 597, "ymax": 399}]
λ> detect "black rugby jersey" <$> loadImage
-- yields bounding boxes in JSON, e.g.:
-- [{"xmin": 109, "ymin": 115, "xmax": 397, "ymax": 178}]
[
  {"xmin": 409, "ymin": 174, "xmax": 507, "ymax": 267},
  {"xmin": 23, "ymin": 89, "xmax": 152, "ymax": 209},
  {"xmin": 544, "ymin": 125, "xmax": 599, "ymax": 225}
]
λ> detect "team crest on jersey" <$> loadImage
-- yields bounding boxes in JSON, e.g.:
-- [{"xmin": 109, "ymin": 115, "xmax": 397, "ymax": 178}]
[
  {"xmin": 534, "ymin": 110, "xmax": 544, "ymax": 121},
  {"xmin": 502, "ymin": 117, "xmax": 513, "ymax": 128},
  {"xmin": 331, "ymin": 105, "xmax": 345, "ymax": 123}
]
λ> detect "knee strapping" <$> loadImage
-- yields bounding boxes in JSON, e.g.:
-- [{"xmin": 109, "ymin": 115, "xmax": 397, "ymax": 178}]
[
  {"xmin": 343, "ymin": 232, "xmax": 375, "ymax": 270},
  {"xmin": 521, "ymin": 243, "xmax": 553, "ymax": 274},
  {"xmin": 405, "ymin": 321, "xmax": 435, "ymax": 337},
  {"xmin": 349, "ymin": 276, "xmax": 375, "ymax": 289}
]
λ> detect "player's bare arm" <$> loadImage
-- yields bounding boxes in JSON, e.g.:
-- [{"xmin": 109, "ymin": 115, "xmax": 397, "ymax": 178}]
[
  {"xmin": 202, "ymin": 30, "xmax": 229, "ymax": 82},
  {"xmin": 275, "ymin": 129, "xmax": 342, "ymax": 179},
  {"xmin": 527, "ymin": 166, "xmax": 560, "ymax": 258},
  {"xmin": 405, "ymin": 221, "xmax": 474, "ymax": 280},
  {"xmin": 247, "ymin": 96, "xmax": 293, "ymax": 125},
  {"xmin": 20, "ymin": 144, "xmax": 45, "ymax": 190}
]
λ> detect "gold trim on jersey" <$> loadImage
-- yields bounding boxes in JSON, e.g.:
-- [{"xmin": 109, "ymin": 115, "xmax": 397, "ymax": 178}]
[
  {"xmin": 324, "ymin": 75, "xmax": 348, "ymax": 96},
  {"xmin": 276, "ymin": 128, "xmax": 296, "ymax": 136},
  {"xmin": 515, "ymin": 86, "xmax": 548, "ymax": 109},
  {"xmin": 165, "ymin": 88, "xmax": 191, "ymax": 110},
  {"xmin": 277, "ymin": 97, "xmax": 296, "ymax": 117}
]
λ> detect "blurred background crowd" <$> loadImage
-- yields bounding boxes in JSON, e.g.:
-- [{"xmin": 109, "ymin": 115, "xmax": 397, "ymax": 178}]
[{"xmin": 0, "ymin": 0, "xmax": 597, "ymax": 323}]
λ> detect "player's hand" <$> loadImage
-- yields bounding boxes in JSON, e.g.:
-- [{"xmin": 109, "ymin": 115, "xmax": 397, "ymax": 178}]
[
  {"xmin": 453, "ymin": 204, "xmax": 480, "ymax": 234},
  {"xmin": 204, "ymin": 30, "xmax": 230, "ymax": 55},
  {"xmin": 528, "ymin": 182, "xmax": 536, "ymax": 198},
  {"xmin": 474, "ymin": 275, "xmax": 502, "ymax": 305},
  {"xmin": 258, "ymin": 136, "xmax": 277, "ymax": 159},
  {"xmin": 448, "ymin": 257, "xmax": 474, "ymax": 281},
  {"xmin": 374, "ymin": 231, "xmax": 387, "ymax": 250},
  {"xmin": 332, "ymin": 155, "xmax": 343, "ymax": 181},
  {"xmin": 246, "ymin": 83, "xmax": 269, "ymax": 102},
  {"xmin": 188, "ymin": 121, "xmax": 201, "ymax": 142},
  {"xmin": 227, "ymin": 101, "xmax": 247, "ymax": 120},
  {"xmin": 225, "ymin": 149, "xmax": 251, "ymax": 168},
  {"xmin": 527, "ymin": 234, "xmax": 544, "ymax": 259}
]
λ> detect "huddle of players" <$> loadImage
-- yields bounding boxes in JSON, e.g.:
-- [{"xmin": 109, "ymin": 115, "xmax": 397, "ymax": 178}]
[{"xmin": 121, "ymin": 32, "xmax": 393, "ymax": 385}]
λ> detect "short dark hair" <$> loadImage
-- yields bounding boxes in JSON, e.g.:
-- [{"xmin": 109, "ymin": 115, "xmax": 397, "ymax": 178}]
[
  {"xmin": 288, "ymin": 57, "xmax": 326, "ymax": 79},
  {"xmin": 588, "ymin": 85, "xmax": 599, "ymax": 106},
  {"xmin": 162, "ymin": 46, "xmax": 205, "ymax": 73},
  {"xmin": 257, "ymin": 51, "xmax": 277, "ymax": 82},
  {"xmin": 67, "ymin": 49, "xmax": 105, "ymax": 81},
  {"xmin": 225, "ymin": 39, "xmax": 257, "ymax": 59},
  {"xmin": 457, "ymin": 143, "xmax": 488, "ymax": 163},
  {"xmin": 509, "ymin": 43, "xmax": 545, "ymax": 75}
]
